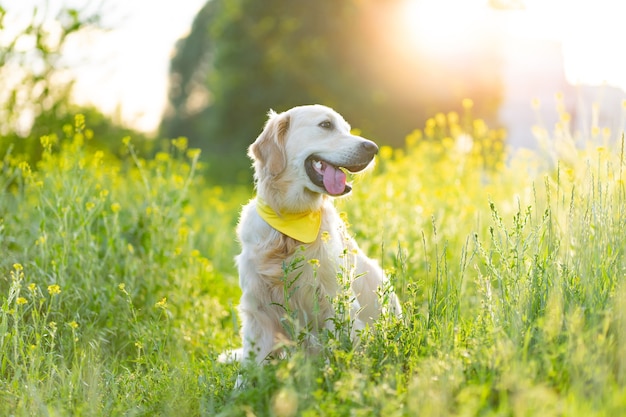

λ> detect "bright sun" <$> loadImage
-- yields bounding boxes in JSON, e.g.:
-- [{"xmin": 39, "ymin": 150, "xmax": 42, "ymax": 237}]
[
  {"xmin": 398, "ymin": 0, "xmax": 487, "ymax": 57},
  {"xmin": 396, "ymin": 0, "xmax": 626, "ymax": 91}
]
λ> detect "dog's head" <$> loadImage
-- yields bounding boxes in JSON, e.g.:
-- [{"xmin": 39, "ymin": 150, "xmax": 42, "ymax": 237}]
[{"xmin": 249, "ymin": 105, "xmax": 378, "ymax": 210}]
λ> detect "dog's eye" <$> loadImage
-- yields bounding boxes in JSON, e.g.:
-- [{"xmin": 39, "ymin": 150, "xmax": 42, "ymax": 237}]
[{"xmin": 318, "ymin": 120, "xmax": 333, "ymax": 129}]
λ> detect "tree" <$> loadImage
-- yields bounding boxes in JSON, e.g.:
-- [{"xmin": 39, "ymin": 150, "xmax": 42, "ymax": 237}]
[
  {"xmin": 0, "ymin": 3, "xmax": 150, "ymax": 162},
  {"xmin": 161, "ymin": 0, "xmax": 504, "ymax": 182}
]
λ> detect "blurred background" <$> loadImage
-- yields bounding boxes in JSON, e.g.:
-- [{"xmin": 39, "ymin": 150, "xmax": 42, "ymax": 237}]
[{"xmin": 2, "ymin": 0, "xmax": 625, "ymax": 182}]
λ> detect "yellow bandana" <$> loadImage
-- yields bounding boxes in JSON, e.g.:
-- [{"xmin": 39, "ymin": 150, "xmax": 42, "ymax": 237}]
[{"xmin": 256, "ymin": 197, "xmax": 321, "ymax": 243}]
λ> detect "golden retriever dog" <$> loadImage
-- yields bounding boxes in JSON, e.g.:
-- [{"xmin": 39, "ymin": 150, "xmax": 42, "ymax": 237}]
[{"xmin": 231, "ymin": 104, "xmax": 401, "ymax": 364}]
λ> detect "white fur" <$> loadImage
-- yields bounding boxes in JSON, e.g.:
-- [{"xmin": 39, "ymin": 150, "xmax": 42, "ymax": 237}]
[{"xmin": 232, "ymin": 104, "xmax": 401, "ymax": 363}]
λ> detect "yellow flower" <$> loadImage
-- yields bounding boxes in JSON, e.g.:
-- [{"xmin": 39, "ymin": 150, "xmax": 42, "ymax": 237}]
[
  {"xmin": 187, "ymin": 148, "xmax": 201, "ymax": 160},
  {"xmin": 16, "ymin": 297, "xmax": 27, "ymax": 305},
  {"xmin": 13, "ymin": 263, "xmax": 23, "ymax": 271},
  {"xmin": 28, "ymin": 283, "xmax": 37, "ymax": 292},
  {"xmin": 172, "ymin": 137, "xmax": 188, "ymax": 151},
  {"xmin": 531, "ymin": 98, "xmax": 541, "ymax": 110},
  {"xmin": 47, "ymin": 284, "xmax": 61, "ymax": 296},
  {"xmin": 74, "ymin": 114, "xmax": 86, "ymax": 131},
  {"xmin": 156, "ymin": 152, "xmax": 170, "ymax": 162},
  {"xmin": 155, "ymin": 297, "xmax": 167, "ymax": 309},
  {"xmin": 462, "ymin": 98, "xmax": 474, "ymax": 110},
  {"xmin": 68, "ymin": 321, "xmax": 79, "ymax": 329},
  {"xmin": 379, "ymin": 146, "xmax": 393, "ymax": 161},
  {"xmin": 308, "ymin": 258, "xmax": 320, "ymax": 268},
  {"xmin": 111, "ymin": 202, "xmax": 121, "ymax": 213}
]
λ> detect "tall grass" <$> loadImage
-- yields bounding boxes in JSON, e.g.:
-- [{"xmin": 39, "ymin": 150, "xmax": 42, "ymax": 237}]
[{"xmin": 1, "ymin": 110, "xmax": 625, "ymax": 416}]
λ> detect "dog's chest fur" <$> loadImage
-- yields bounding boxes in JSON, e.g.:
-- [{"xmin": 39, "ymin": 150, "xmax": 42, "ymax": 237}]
[{"xmin": 236, "ymin": 198, "xmax": 351, "ymax": 330}]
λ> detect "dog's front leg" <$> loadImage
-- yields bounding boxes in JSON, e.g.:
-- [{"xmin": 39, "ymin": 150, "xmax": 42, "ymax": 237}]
[{"xmin": 239, "ymin": 295, "xmax": 278, "ymax": 364}]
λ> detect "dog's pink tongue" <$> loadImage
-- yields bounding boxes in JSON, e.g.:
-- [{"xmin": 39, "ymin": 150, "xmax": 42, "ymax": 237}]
[{"xmin": 323, "ymin": 164, "xmax": 346, "ymax": 195}]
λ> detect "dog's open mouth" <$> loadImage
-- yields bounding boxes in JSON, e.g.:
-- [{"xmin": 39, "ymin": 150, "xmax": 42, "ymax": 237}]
[{"xmin": 305, "ymin": 156, "xmax": 372, "ymax": 196}]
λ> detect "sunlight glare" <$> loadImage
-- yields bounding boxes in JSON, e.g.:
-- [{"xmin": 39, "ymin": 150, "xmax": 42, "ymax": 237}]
[{"xmin": 398, "ymin": 0, "xmax": 489, "ymax": 57}]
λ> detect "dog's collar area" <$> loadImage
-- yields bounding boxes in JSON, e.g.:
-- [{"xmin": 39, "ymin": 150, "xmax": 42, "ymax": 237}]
[{"xmin": 256, "ymin": 197, "xmax": 321, "ymax": 243}]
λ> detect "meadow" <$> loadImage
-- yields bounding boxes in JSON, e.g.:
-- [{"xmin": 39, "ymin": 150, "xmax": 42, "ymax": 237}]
[{"xmin": 1, "ymin": 107, "xmax": 625, "ymax": 416}]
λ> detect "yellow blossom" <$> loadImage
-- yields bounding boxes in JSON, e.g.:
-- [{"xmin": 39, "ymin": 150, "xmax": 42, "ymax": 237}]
[
  {"xmin": 16, "ymin": 297, "xmax": 27, "ymax": 305},
  {"xmin": 47, "ymin": 284, "xmax": 61, "ymax": 296},
  {"xmin": 155, "ymin": 297, "xmax": 168, "ymax": 309},
  {"xmin": 111, "ymin": 202, "xmax": 121, "ymax": 213},
  {"xmin": 68, "ymin": 321, "xmax": 79, "ymax": 329},
  {"xmin": 462, "ymin": 98, "xmax": 474, "ymax": 110},
  {"xmin": 186, "ymin": 148, "xmax": 201, "ymax": 160},
  {"xmin": 379, "ymin": 146, "xmax": 393, "ymax": 161},
  {"xmin": 74, "ymin": 114, "xmax": 85, "ymax": 131},
  {"xmin": 172, "ymin": 137, "xmax": 188, "ymax": 151}
]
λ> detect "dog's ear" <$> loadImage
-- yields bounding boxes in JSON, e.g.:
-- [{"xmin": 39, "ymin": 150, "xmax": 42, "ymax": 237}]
[{"xmin": 249, "ymin": 110, "xmax": 290, "ymax": 176}]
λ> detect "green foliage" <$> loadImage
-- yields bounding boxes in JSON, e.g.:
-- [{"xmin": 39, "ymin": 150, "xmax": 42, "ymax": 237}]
[
  {"xmin": 1, "ymin": 110, "xmax": 626, "ymax": 415},
  {"xmin": 0, "ymin": 3, "xmax": 151, "ymax": 167},
  {"xmin": 161, "ymin": 0, "xmax": 503, "ymax": 182}
]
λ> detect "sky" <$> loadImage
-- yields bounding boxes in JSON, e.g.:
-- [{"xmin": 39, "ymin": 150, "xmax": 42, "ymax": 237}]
[{"xmin": 3, "ymin": 0, "xmax": 626, "ymax": 135}]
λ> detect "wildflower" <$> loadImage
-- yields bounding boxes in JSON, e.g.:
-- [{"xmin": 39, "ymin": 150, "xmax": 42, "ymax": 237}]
[
  {"xmin": 591, "ymin": 126, "xmax": 600, "ymax": 137},
  {"xmin": 186, "ymin": 148, "xmax": 201, "ymax": 160},
  {"xmin": 35, "ymin": 235, "xmax": 46, "ymax": 245},
  {"xmin": 85, "ymin": 202, "xmax": 95, "ymax": 211},
  {"xmin": 13, "ymin": 263, "xmax": 23, "ymax": 272},
  {"xmin": 93, "ymin": 151, "xmax": 104, "ymax": 164},
  {"xmin": 379, "ymin": 146, "xmax": 393, "ymax": 160},
  {"xmin": 435, "ymin": 112, "xmax": 446, "ymax": 127},
  {"xmin": 16, "ymin": 297, "xmax": 27, "ymax": 305},
  {"xmin": 156, "ymin": 152, "xmax": 170, "ymax": 162},
  {"xmin": 462, "ymin": 98, "xmax": 474, "ymax": 110},
  {"xmin": 74, "ymin": 114, "xmax": 86, "ymax": 131},
  {"xmin": 308, "ymin": 259, "xmax": 320, "ymax": 268},
  {"xmin": 173, "ymin": 174, "xmax": 184, "ymax": 187},
  {"xmin": 40, "ymin": 135, "xmax": 52, "ymax": 152},
  {"xmin": 68, "ymin": 321, "xmax": 79, "ymax": 329},
  {"xmin": 172, "ymin": 137, "xmax": 188, "ymax": 152},
  {"xmin": 127, "ymin": 244, "xmax": 135, "ymax": 254},
  {"xmin": 321, "ymin": 231, "xmax": 331, "ymax": 243},
  {"xmin": 47, "ymin": 284, "xmax": 61, "ymax": 296},
  {"xmin": 122, "ymin": 136, "xmax": 132, "ymax": 146},
  {"xmin": 28, "ymin": 283, "xmax": 37, "ymax": 292},
  {"xmin": 18, "ymin": 161, "xmax": 31, "ymax": 175},
  {"xmin": 111, "ymin": 202, "xmax": 121, "ymax": 213},
  {"xmin": 48, "ymin": 321, "xmax": 57, "ymax": 332},
  {"xmin": 531, "ymin": 98, "xmax": 541, "ymax": 110},
  {"xmin": 155, "ymin": 297, "xmax": 167, "ymax": 309}
]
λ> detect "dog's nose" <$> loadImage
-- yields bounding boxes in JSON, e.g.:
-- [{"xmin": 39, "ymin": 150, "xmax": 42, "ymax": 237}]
[{"xmin": 361, "ymin": 140, "xmax": 378, "ymax": 155}]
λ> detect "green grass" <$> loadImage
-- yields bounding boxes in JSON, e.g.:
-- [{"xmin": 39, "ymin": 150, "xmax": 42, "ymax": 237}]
[{"xmin": 1, "ymin": 113, "xmax": 625, "ymax": 416}]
